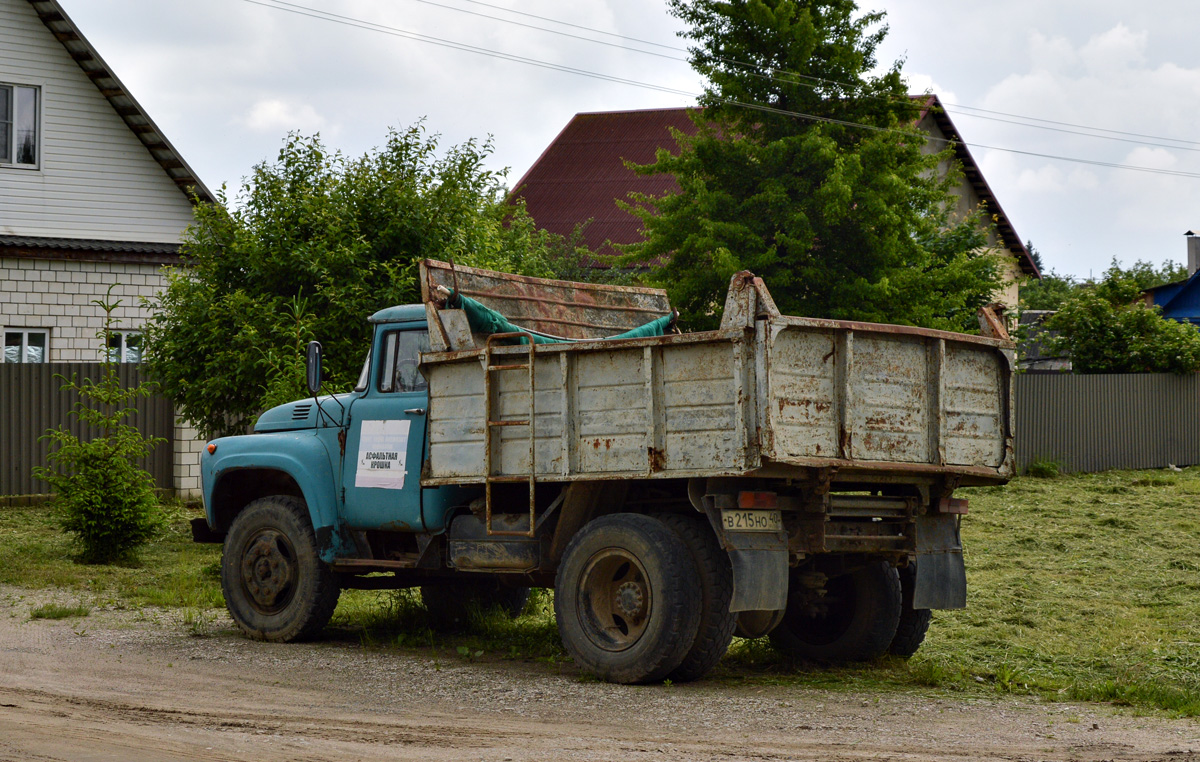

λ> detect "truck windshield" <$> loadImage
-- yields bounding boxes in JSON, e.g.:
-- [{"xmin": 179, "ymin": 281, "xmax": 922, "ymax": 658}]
[{"xmin": 354, "ymin": 351, "xmax": 370, "ymax": 392}]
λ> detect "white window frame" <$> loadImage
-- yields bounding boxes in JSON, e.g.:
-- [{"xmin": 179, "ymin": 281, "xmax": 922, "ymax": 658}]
[
  {"xmin": 106, "ymin": 330, "xmax": 143, "ymax": 364},
  {"xmin": 0, "ymin": 82, "xmax": 41, "ymax": 169},
  {"xmin": 4, "ymin": 329, "xmax": 49, "ymax": 363}
]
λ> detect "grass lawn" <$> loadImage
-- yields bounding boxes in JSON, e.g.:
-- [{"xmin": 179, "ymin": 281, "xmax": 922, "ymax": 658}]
[{"xmin": 3, "ymin": 469, "xmax": 1200, "ymax": 713}]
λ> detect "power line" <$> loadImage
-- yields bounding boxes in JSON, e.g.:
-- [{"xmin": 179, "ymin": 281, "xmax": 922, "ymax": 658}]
[
  {"xmin": 243, "ymin": 0, "xmax": 1200, "ymax": 180},
  {"xmin": 243, "ymin": 0, "xmax": 696, "ymax": 98},
  {"xmin": 400, "ymin": 0, "xmax": 1200, "ymax": 150}
]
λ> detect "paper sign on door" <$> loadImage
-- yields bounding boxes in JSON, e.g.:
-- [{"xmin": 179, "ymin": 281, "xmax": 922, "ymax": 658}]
[{"xmin": 354, "ymin": 419, "xmax": 410, "ymax": 489}]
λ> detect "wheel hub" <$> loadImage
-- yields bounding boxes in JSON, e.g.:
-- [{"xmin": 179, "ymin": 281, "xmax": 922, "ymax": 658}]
[
  {"xmin": 615, "ymin": 581, "xmax": 645, "ymax": 619},
  {"xmin": 240, "ymin": 531, "xmax": 296, "ymax": 610},
  {"xmin": 577, "ymin": 548, "xmax": 653, "ymax": 652}
]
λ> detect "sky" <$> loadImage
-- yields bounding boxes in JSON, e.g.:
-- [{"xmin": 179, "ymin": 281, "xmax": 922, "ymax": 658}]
[{"xmin": 58, "ymin": 0, "xmax": 1200, "ymax": 280}]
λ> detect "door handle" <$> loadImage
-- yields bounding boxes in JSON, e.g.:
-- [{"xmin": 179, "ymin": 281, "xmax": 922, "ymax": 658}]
[{"xmin": 405, "ymin": 408, "xmax": 426, "ymax": 415}]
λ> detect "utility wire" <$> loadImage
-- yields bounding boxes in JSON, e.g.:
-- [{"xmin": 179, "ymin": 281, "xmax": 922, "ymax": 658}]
[
  {"xmin": 244, "ymin": 0, "xmax": 1200, "ymax": 180},
  {"xmin": 400, "ymin": 0, "xmax": 1200, "ymax": 152},
  {"xmin": 243, "ymin": 0, "xmax": 696, "ymax": 98},
  {"xmin": 401, "ymin": 0, "xmax": 1200, "ymax": 150}
]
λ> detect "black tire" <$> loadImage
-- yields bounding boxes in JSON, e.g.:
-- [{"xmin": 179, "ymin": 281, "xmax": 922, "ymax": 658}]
[
  {"xmin": 420, "ymin": 581, "xmax": 530, "ymax": 632},
  {"xmin": 554, "ymin": 513, "xmax": 701, "ymax": 684},
  {"xmin": 654, "ymin": 513, "xmax": 737, "ymax": 682},
  {"xmin": 888, "ymin": 563, "xmax": 932, "ymax": 658},
  {"xmin": 221, "ymin": 495, "xmax": 340, "ymax": 642},
  {"xmin": 769, "ymin": 561, "xmax": 901, "ymax": 662}
]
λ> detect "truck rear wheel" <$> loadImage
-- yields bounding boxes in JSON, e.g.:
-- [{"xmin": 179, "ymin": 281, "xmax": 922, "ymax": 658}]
[
  {"xmin": 554, "ymin": 513, "xmax": 700, "ymax": 684},
  {"xmin": 420, "ymin": 581, "xmax": 530, "ymax": 632},
  {"xmin": 654, "ymin": 513, "xmax": 737, "ymax": 682},
  {"xmin": 888, "ymin": 563, "xmax": 932, "ymax": 658},
  {"xmin": 770, "ymin": 561, "xmax": 901, "ymax": 662},
  {"xmin": 221, "ymin": 495, "xmax": 340, "ymax": 642}
]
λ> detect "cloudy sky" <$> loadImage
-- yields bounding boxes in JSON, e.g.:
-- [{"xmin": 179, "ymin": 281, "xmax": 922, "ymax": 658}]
[{"xmin": 61, "ymin": 0, "xmax": 1200, "ymax": 280}]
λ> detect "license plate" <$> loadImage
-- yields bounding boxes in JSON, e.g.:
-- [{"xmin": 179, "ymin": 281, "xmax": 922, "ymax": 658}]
[{"xmin": 721, "ymin": 509, "xmax": 783, "ymax": 533}]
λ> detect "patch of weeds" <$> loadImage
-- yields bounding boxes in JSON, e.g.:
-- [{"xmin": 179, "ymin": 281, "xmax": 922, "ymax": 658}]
[
  {"xmin": 182, "ymin": 607, "xmax": 216, "ymax": 637},
  {"xmin": 1026, "ymin": 458, "xmax": 1063, "ymax": 478},
  {"xmin": 456, "ymin": 646, "xmax": 484, "ymax": 662},
  {"xmin": 30, "ymin": 603, "xmax": 90, "ymax": 620}
]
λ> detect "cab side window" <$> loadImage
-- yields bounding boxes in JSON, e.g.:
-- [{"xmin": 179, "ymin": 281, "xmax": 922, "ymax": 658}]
[{"xmin": 377, "ymin": 329, "xmax": 430, "ymax": 393}]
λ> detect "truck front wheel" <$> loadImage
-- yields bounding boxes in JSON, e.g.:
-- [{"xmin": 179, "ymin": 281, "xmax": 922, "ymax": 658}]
[
  {"xmin": 769, "ymin": 561, "xmax": 901, "ymax": 662},
  {"xmin": 554, "ymin": 514, "xmax": 700, "ymax": 684},
  {"xmin": 221, "ymin": 495, "xmax": 340, "ymax": 642}
]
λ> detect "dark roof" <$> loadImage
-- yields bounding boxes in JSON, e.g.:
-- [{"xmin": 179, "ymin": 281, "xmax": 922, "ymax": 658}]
[
  {"xmin": 0, "ymin": 234, "xmax": 181, "ymax": 265},
  {"xmin": 25, "ymin": 0, "xmax": 215, "ymax": 205},
  {"xmin": 510, "ymin": 108, "xmax": 697, "ymax": 255},
  {"xmin": 513, "ymin": 101, "xmax": 1038, "ymax": 276}
]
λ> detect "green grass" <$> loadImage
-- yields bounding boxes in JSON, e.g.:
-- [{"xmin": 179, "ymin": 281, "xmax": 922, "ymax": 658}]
[
  {"xmin": 5, "ymin": 469, "xmax": 1200, "ymax": 714},
  {"xmin": 713, "ymin": 468, "xmax": 1200, "ymax": 715},
  {"xmin": 30, "ymin": 602, "xmax": 91, "ymax": 620},
  {"xmin": 0, "ymin": 500, "xmax": 224, "ymax": 610}
]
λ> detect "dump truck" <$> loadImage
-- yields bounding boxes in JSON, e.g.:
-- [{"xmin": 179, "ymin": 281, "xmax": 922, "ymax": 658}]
[{"xmin": 196, "ymin": 260, "xmax": 1015, "ymax": 684}]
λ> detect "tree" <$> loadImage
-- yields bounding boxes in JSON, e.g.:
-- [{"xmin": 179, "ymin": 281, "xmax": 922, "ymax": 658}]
[
  {"xmin": 1020, "ymin": 256, "xmax": 1186, "ymax": 311},
  {"xmin": 1020, "ymin": 270, "xmax": 1077, "ymax": 311},
  {"xmin": 143, "ymin": 125, "xmax": 556, "ymax": 439},
  {"xmin": 619, "ymin": 0, "xmax": 1003, "ymax": 331},
  {"xmin": 1044, "ymin": 264, "xmax": 1200, "ymax": 374},
  {"xmin": 34, "ymin": 288, "xmax": 164, "ymax": 564}
]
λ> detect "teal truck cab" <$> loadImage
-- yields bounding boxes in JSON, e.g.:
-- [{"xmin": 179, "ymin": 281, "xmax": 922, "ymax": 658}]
[{"xmin": 197, "ymin": 260, "xmax": 1015, "ymax": 684}]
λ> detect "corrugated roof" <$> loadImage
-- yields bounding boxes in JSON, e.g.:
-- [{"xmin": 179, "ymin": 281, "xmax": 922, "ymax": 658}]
[
  {"xmin": 510, "ymin": 108, "xmax": 697, "ymax": 255},
  {"xmin": 513, "ymin": 101, "xmax": 1038, "ymax": 276},
  {"xmin": 25, "ymin": 0, "xmax": 215, "ymax": 205},
  {"xmin": 0, "ymin": 235, "xmax": 179, "ymax": 254}
]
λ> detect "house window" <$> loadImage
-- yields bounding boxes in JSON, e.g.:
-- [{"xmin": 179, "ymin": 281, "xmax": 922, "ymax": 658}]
[
  {"xmin": 4, "ymin": 330, "xmax": 48, "ymax": 363},
  {"xmin": 106, "ymin": 331, "xmax": 143, "ymax": 363},
  {"xmin": 0, "ymin": 84, "xmax": 39, "ymax": 167}
]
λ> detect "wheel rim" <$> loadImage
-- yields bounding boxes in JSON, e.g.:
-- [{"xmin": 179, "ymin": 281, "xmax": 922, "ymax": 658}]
[
  {"xmin": 576, "ymin": 547, "xmax": 653, "ymax": 652},
  {"xmin": 239, "ymin": 528, "xmax": 299, "ymax": 615},
  {"xmin": 783, "ymin": 573, "xmax": 857, "ymax": 646}
]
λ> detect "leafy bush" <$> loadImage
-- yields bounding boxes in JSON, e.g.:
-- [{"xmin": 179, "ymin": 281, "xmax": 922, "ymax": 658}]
[
  {"xmin": 1044, "ymin": 263, "xmax": 1200, "ymax": 373},
  {"xmin": 143, "ymin": 125, "xmax": 560, "ymax": 439},
  {"xmin": 34, "ymin": 289, "xmax": 164, "ymax": 564},
  {"xmin": 1025, "ymin": 458, "xmax": 1062, "ymax": 478}
]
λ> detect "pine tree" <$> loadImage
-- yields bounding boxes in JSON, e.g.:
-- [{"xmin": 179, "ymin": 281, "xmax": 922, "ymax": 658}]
[{"xmin": 621, "ymin": 0, "xmax": 1002, "ymax": 331}]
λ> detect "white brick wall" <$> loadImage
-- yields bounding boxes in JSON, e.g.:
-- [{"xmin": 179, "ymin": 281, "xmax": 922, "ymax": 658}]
[{"xmin": 1, "ymin": 256, "xmax": 205, "ymax": 497}]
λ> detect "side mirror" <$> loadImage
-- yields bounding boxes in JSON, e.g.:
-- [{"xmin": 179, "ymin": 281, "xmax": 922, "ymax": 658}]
[{"xmin": 305, "ymin": 340, "xmax": 323, "ymax": 395}]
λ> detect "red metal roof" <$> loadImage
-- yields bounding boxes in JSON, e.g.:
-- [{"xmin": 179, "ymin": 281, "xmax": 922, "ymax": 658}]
[
  {"xmin": 512, "ymin": 102, "xmax": 1037, "ymax": 276},
  {"xmin": 510, "ymin": 108, "xmax": 697, "ymax": 255}
]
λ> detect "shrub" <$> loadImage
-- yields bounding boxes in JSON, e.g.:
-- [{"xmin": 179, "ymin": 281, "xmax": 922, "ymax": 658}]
[
  {"xmin": 33, "ymin": 288, "xmax": 165, "ymax": 564},
  {"xmin": 1026, "ymin": 458, "xmax": 1063, "ymax": 478}
]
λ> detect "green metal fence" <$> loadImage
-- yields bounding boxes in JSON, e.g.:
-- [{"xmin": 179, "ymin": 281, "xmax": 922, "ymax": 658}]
[{"xmin": 0, "ymin": 363, "xmax": 174, "ymax": 497}]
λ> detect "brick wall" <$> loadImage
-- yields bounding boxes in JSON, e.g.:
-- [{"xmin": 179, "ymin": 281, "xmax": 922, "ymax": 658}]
[{"xmin": 1, "ymin": 256, "xmax": 204, "ymax": 497}]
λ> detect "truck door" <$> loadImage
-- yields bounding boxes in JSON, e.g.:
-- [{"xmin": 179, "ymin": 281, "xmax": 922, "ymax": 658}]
[{"xmin": 341, "ymin": 326, "xmax": 430, "ymax": 531}]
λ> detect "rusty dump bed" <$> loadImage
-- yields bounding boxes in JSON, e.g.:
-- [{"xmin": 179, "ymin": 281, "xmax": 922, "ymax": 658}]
[{"xmin": 418, "ymin": 262, "xmax": 1015, "ymax": 487}]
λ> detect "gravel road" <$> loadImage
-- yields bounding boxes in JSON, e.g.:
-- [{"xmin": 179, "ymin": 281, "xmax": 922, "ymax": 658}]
[{"xmin": 1, "ymin": 586, "xmax": 1198, "ymax": 762}]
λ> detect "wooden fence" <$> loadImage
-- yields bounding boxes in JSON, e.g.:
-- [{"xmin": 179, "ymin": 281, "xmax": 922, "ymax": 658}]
[{"xmin": 0, "ymin": 363, "xmax": 174, "ymax": 497}]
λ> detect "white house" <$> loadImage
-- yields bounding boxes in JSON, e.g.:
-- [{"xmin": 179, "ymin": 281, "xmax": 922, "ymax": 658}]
[{"xmin": 1, "ymin": 0, "xmax": 214, "ymax": 496}]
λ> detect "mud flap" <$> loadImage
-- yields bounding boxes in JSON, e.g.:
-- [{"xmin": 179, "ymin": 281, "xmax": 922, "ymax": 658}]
[
  {"xmin": 724, "ymin": 531, "xmax": 789, "ymax": 613},
  {"xmin": 913, "ymin": 514, "xmax": 967, "ymax": 610}
]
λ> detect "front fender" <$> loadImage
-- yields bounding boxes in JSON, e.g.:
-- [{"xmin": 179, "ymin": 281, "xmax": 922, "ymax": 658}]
[{"xmin": 202, "ymin": 430, "xmax": 350, "ymax": 561}]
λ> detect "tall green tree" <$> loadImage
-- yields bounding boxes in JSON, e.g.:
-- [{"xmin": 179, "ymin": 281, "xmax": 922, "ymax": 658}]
[
  {"xmin": 620, "ymin": 0, "xmax": 1003, "ymax": 331},
  {"xmin": 144, "ymin": 125, "xmax": 555, "ymax": 438}
]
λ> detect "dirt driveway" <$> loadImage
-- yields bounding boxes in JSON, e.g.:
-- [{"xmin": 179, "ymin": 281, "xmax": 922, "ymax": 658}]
[{"xmin": 1, "ymin": 587, "xmax": 1198, "ymax": 762}]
